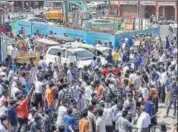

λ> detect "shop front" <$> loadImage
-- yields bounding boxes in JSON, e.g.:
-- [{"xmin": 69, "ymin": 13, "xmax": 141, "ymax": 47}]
[
  {"xmin": 157, "ymin": 2, "xmax": 176, "ymax": 20},
  {"xmin": 140, "ymin": 1, "xmax": 156, "ymax": 18},
  {"xmin": 110, "ymin": 1, "xmax": 120, "ymax": 15},
  {"xmin": 120, "ymin": 1, "xmax": 138, "ymax": 18}
]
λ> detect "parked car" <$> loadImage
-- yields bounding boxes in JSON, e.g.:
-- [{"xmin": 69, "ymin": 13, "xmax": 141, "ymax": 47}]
[
  {"xmin": 67, "ymin": 42, "xmax": 109, "ymax": 62},
  {"xmin": 45, "ymin": 45, "xmax": 100, "ymax": 68}
]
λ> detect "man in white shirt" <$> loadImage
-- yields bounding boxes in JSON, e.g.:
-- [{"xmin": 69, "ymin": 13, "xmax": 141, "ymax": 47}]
[
  {"xmin": 129, "ymin": 70, "xmax": 137, "ymax": 83},
  {"xmin": 116, "ymin": 110, "xmax": 132, "ymax": 132},
  {"xmin": 38, "ymin": 56, "xmax": 47, "ymax": 71},
  {"xmin": 96, "ymin": 108, "xmax": 106, "ymax": 132},
  {"xmin": 123, "ymin": 93, "xmax": 136, "ymax": 117},
  {"xmin": 103, "ymin": 103, "xmax": 114, "ymax": 132},
  {"xmin": 158, "ymin": 68, "xmax": 167, "ymax": 86},
  {"xmin": 7, "ymin": 66, "xmax": 14, "ymax": 81},
  {"xmin": 10, "ymin": 79, "xmax": 20, "ymax": 100},
  {"xmin": 136, "ymin": 106, "xmax": 151, "ymax": 132},
  {"xmin": 34, "ymin": 77, "xmax": 43, "ymax": 108},
  {"xmin": 8, "ymin": 44, "xmax": 18, "ymax": 58},
  {"xmin": 139, "ymin": 84, "xmax": 149, "ymax": 99},
  {"xmin": 84, "ymin": 82, "xmax": 93, "ymax": 108},
  {"xmin": 56, "ymin": 100, "xmax": 67, "ymax": 128}
]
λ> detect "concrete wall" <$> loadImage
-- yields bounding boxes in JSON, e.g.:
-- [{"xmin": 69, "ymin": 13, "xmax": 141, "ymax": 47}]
[{"xmin": 14, "ymin": 20, "xmax": 160, "ymax": 48}]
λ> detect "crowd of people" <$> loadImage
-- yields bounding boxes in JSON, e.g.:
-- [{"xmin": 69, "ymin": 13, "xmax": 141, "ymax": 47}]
[{"xmin": 0, "ymin": 30, "xmax": 177, "ymax": 132}]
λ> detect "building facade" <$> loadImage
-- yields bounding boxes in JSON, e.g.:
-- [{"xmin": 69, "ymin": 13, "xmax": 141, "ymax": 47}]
[
  {"xmin": 111, "ymin": 1, "xmax": 177, "ymax": 21},
  {"xmin": 13, "ymin": 1, "xmax": 44, "ymax": 9}
]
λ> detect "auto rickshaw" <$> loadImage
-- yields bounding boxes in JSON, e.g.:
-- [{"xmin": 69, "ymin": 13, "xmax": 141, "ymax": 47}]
[
  {"xmin": 14, "ymin": 51, "xmax": 40, "ymax": 65},
  {"xmin": 34, "ymin": 38, "xmax": 59, "ymax": 54}
]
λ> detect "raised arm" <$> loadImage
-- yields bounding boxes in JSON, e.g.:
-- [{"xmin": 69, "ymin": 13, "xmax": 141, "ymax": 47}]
[{"xmin": 25, "ymin": 83, "xmax": 35, "ymax": 103}]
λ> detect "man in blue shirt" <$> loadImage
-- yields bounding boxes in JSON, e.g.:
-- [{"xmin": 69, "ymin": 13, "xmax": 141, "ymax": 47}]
[
  {"xmin": 134, "ymin": 52, "xmax": 141, "ymax": 71},
  {"xmin": 30, "ymin": 115, "xmax": 42, "ymax": 132},
  {"xmin": 64, "ymin": 107, "xmax": 76, "ymax": 132},
  {"xmin": 106, "ymin": 50, "xmax": 114, "ymax": 64},
  {"xmin": 8, "ymin": 100, "xmax": 18, "ymax": 132}
]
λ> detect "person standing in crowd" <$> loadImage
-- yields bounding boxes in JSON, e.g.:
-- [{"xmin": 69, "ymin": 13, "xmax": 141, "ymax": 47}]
[
  {"xmin": 116, "ymin": 110, "xmax": 133, "ymax": 132},
  {"xmin": 8, "ymin": 44, "xmax": 18, "ymax": 58},
  {"xmin": 34, "ymin": 76, "xmax": 43, "ymax": 109},
  {"xmin": 38, "ymin": 56, "xmax": 47, "ymax": 71},
  {"xmin": 136, "ymin": 105, "xmax": 151, "ymax": 132},
  {"xmin": 0, "ymin": 91, "xmax": 9, "ymax": 108},
  {"xmin": 106, "ymin": 49, "xmax": 114, "ymax": 64},
  {"xmin": 164, "ymin": 73, "xmax": 172, "ymax": 107},
  {"xmin": 7, "ymin": 100, "xmax": 18, "ymax": 132},
  {"xmin": 79, "ymin": 109, "xmax": 89, "ymax": 132},
  {"xmin": 113, "ymin": 49, "xmax": 119, "ymax": 65},
  {"xmin": 103, "ymin": 102, "xmax": 114, "ymax": 132},
  {"xmin": 90, "ymin": 56, "xmax": 97, "ymax": 70},
  {"xmin": 44, "ymin": 81, "xmax": 56, "ymax": 111},
  {"xmin": 164, "ymin": 77, "xmax": 178, "ymax": 118},
  {"xmin": 96, "ymin": 108, "xmax": 106, "ymax": 132},
  {"xmin": 87, "ymin": 105, "xmax": 96, "ymax": 132},
  {"xmin": 64, "ymin": 107, "xmax": 76, "ymax": 132},
  {"xmin": 56, "ymin": 99, "xmax": 67, "ymax": 130},
  {"xmin": 16, "ymin": 85, "xmax": 34, "ymax": 132},
  {"xmin": 0, "ymin": 115, "xmax": 9, "ymax": 132},
  {"xmin": 123, "ymin": 93, "xmax": 136, "ymax": 123},
  {"xmin": 70, "ymin": 99, "xmax": 81, "ymax": 132}
]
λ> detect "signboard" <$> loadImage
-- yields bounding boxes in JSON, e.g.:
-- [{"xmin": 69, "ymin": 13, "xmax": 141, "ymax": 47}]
[
  {"xmin": 140, "ymin": 1, "xmax": 156, "ymax": 5},
  {"xmin": 120, "ymin": 1, "xmax": 138, "ymax": 5},
  {"xmin": 158, "ymin": 2, "xmax": 175, "ymax": 6}
]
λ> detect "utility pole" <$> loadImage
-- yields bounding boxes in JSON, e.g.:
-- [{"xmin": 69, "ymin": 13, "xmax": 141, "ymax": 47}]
[
  {"xmin": 64, "ymin": 1, "xmax": 68, "ymax": 25},
  {"xmin": 176, "ymin": 1, "xmax": 178, "ymax": 132}
]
